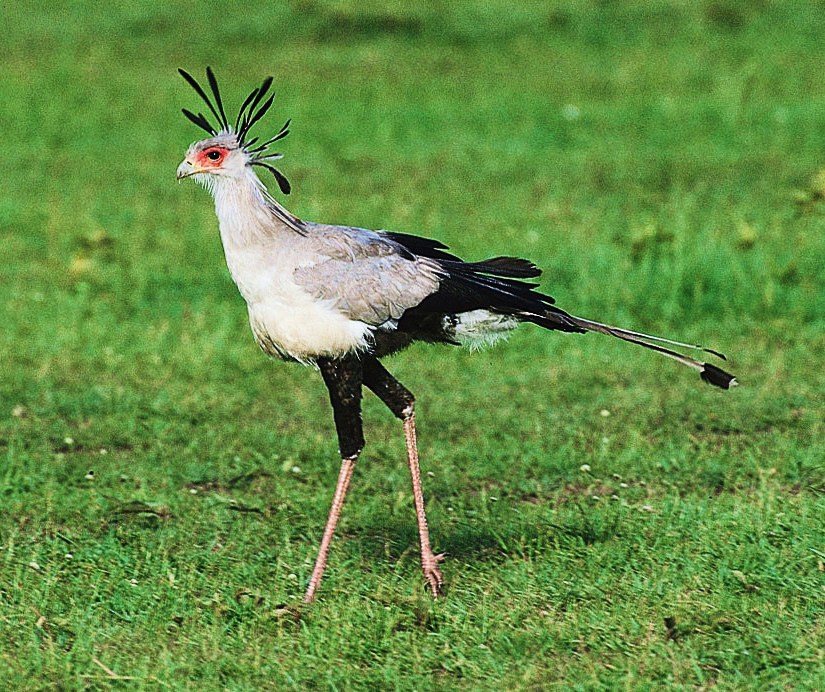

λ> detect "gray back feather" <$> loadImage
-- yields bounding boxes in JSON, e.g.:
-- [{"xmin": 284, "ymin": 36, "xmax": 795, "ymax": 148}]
[{"xmin": 294, "ymin": 223, "xmax": 443, "ymax": 326}]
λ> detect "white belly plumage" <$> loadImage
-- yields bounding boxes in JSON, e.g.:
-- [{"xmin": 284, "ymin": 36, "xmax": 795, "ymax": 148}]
[
  {"xmin": 226, "ymin": 249, "xmax": 372, "ymax": 363},
  {"xmin": 247, "ymin": 294, "xmax": 373, "ymax": 362}
]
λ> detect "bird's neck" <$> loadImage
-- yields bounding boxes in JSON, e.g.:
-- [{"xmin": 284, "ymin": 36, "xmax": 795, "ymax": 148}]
[{"xmin": 211, "ymin": 169, "xmax": 301, "ymax": 250}]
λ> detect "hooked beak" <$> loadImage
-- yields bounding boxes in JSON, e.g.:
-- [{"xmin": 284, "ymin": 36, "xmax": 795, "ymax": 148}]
[{"xmin": 176, "ymin": 159, "xmax": 199, "ymax": 180}]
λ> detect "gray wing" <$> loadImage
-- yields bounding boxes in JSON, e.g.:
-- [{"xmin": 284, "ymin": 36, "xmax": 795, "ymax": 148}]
[{"xmin": 294, "ymin": 223, "xmax": 444, "ymax": 326}]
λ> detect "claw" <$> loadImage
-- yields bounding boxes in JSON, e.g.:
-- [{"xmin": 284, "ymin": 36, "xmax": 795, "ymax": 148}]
[{"xmin": 422, "ymin": 551, "xmax": 446, "ymax": 597}]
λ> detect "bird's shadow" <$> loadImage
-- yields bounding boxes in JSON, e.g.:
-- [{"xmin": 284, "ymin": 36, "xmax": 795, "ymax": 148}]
[{"xmin": 349, "ymin": 502, "xmax": 622, "ymax": 565}]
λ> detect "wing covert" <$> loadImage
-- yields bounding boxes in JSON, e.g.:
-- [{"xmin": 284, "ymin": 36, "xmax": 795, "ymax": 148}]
[{"xmin": 294, "ymin": 252, "xmax": 443, "ymax": 326}]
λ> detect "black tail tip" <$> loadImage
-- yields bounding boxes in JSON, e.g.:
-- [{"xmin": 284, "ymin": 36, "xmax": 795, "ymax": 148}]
[{"xmin": 700, "ymin": 363, "xmax": 738, "ymax": 390}]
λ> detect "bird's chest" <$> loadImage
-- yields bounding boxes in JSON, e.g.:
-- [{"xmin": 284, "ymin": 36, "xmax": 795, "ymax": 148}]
[{"xmin": 223, "ymin": 247, "xmax": 371, "ymax": 362}]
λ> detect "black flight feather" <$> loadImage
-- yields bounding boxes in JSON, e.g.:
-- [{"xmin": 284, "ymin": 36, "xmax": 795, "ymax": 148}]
[
  {"xmin": 404, "ymin": 262, "xmax": 571, "ymax": 326},
  {"xmin": 464, "ymin": 257, "xmax": 542, "ymax": 279},
  {"xmin": 381, "ymin": 232, "xmax": 463, "ymax": 262},
  {"xmin": 382, "ymin": 233, "xmax": 543, "ymax": 280}
]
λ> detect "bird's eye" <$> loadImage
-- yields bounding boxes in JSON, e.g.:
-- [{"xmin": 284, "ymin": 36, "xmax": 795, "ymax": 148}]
[{"xmin": 206, "ymin": 150, "xmax": 222, "ymax": 161}]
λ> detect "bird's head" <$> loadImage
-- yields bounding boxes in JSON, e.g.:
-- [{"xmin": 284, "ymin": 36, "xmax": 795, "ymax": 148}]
[
  {"xmin": 176, "ymin": 67, "xmax": 291, "ymax": 195},
  {"xmin": 177, "ymin": 134, "xmax": 246, "ymax": 184}
]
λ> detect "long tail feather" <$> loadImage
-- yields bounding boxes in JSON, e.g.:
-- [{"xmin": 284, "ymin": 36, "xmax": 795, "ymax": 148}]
[
  {"xmin": 567, "ymin": 315, "xmax": 738, "ymax": 389},
  {"xmin": 532, "ymin": 313, "xmax": 737, "ymax": 390},
  {"xmin": 568, "ymin": 317, "xmax": 728, "ymax": 360},
  {"xmin": 380, "ymin": 231, "xmax": 738, "ymax": 390}
]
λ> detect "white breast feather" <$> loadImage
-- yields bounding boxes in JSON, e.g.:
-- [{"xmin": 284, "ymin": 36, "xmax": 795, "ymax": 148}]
[
  {"xmin": 225, "ymin": 246, "xmax": 373, "ymax": 362},
  {"xmin": 213, "ymin": 177, "xmax": 373, "ymax": 363}
]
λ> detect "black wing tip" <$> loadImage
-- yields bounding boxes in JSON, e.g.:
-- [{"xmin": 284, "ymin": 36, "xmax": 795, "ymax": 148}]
[
  {"xmin": 472, "ymin": 256, "xmax": 542, "ymax": 279},
  {"xmin": 700, "ymin": 363, "xmax": 738, "ymax": 390}
]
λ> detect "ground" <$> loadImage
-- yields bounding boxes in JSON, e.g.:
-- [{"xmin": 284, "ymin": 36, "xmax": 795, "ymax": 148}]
[{"xmin": 2, "ymin": 1, "xmax": 824, "ymax": 689}]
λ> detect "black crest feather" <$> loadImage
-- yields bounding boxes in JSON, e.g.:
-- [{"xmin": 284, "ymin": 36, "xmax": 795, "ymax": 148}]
[
  {"xmin": 251, "ymin": 161, "xmax": 292, "ymax": 195},
  {"xmin": 205, "ymin": 67, "xmax": 229, "ymax": 132},
  {"xmin": 179, "ymin": 67, "xmax": 292, "ymax": 195}
]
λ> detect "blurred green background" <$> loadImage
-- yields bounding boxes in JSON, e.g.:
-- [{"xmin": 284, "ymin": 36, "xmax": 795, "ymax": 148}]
[{"xmin": 2, "ymin": 1, "xmax": 824, "ymax": 688}]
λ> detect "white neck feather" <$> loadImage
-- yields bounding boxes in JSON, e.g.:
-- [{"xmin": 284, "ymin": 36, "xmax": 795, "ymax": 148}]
[{"xmin": 208, "ymin": 169, "xmax": 299, "ymax": 249}]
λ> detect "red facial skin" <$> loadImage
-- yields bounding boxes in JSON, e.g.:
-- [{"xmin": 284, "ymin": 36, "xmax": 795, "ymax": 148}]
[{"xmin": 195, "ymin": 146, "xmax": 229, "ymax": 169}]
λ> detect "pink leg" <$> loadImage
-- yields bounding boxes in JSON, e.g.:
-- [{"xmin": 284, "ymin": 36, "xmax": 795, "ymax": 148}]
[
  {"xmin": 303, "ymin": 454, "xmax": 357, "ymax": 604},
  {"xmin": 403, "ymin": 406, "xmax": 444, "ymax": 597}
]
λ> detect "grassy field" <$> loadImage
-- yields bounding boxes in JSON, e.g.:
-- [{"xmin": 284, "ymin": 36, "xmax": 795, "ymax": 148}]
[{"xmin": 2, "ymin": 0, "xmax": 825, "ymax": 688}]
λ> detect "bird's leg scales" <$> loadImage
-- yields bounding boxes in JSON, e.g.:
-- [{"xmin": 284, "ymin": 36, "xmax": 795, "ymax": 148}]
[
  {"xmin": 304, "ymin": 357, "xmax": 365, "ymax": 604},
  {"xmin": 403, "ymin": 407, "xmax": 444, "ymax": 598},
  {"xmin": 362, "ymin": 356, "xmax": 445, "ymax": 598},
  {"xmin": 303, "ymin": 453, "xmax": 357, "ymax": 604}
]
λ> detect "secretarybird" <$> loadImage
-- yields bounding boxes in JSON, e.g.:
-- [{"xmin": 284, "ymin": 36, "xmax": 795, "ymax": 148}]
[{"xmin": 176, "ymin": 68, "xmax": 736, "ymax": 603}]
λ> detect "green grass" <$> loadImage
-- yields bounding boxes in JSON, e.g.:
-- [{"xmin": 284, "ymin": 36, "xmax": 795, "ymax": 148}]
[{"xmin": 2, "ymin": 0, "xmax": 825, "ymax": 688}]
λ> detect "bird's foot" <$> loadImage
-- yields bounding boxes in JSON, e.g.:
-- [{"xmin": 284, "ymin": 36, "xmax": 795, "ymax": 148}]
[{"xmin": 421, "ymin": 551, "xmax": 445, "ymax": 598}]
